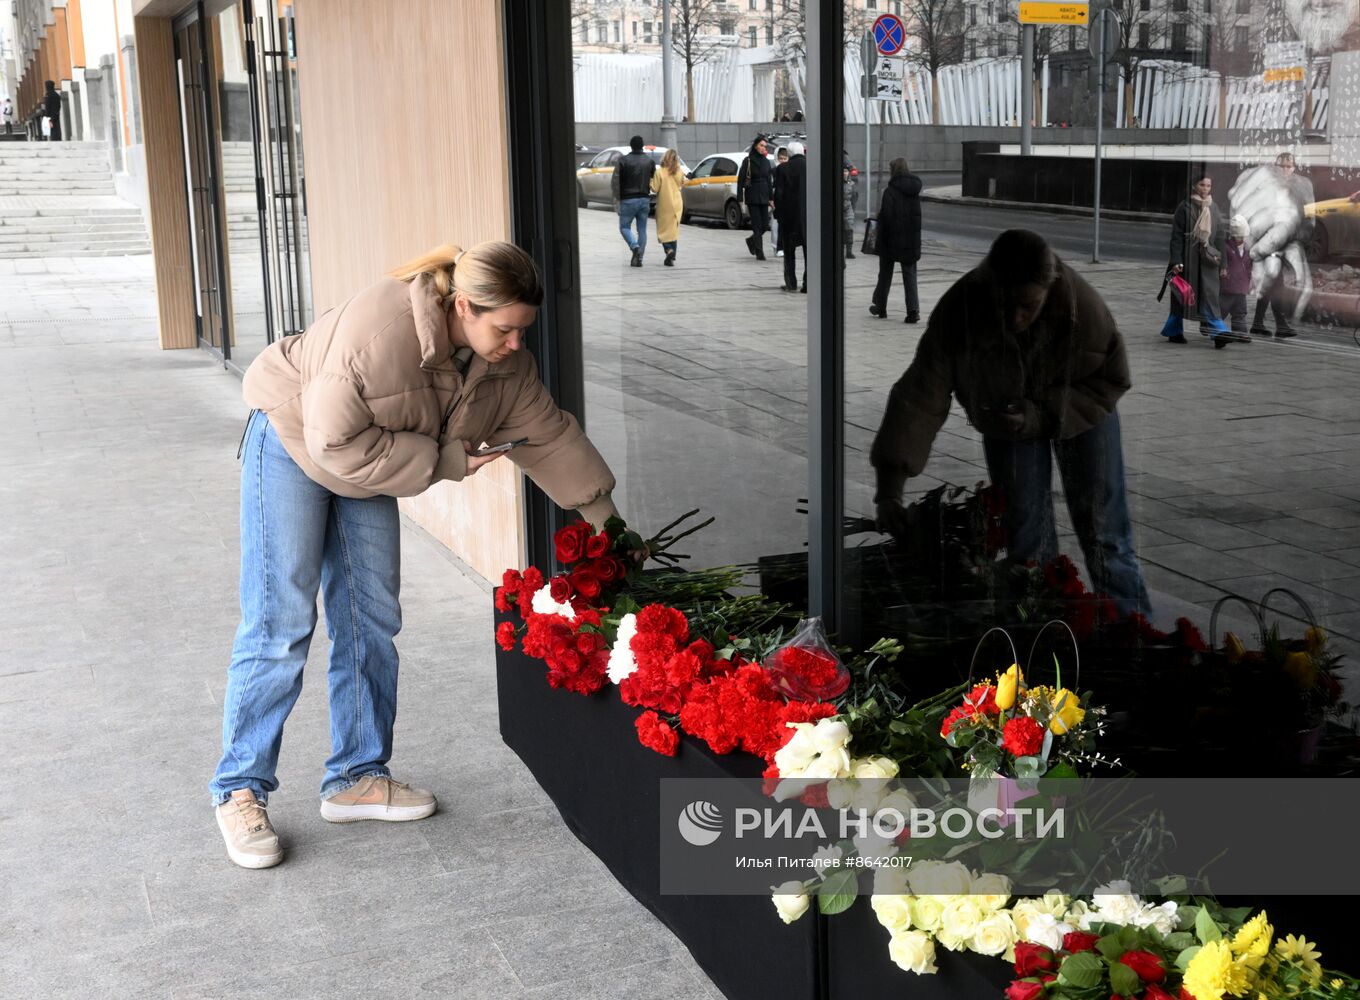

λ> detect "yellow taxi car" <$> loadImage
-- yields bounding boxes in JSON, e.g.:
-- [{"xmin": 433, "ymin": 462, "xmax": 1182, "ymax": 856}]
[
  {"xmin": 575, "ymin": 144, "xmax": 686, "ymax": 209},
  {"xmin": 682, "ymin": 151, "xmax": 772, "ymax": 230}
]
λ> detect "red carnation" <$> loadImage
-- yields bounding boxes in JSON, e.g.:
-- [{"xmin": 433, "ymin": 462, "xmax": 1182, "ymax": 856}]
[
  {"xmin": 569, "ymin": 570, "xmax": 602, "ymax": 601},
  {"xmin": 548, "ymin": 575, "xmax": 574, "ymax": 604},
  {"xmin": 585, "ymin": 532, "xmax": 611, "ymax": 559},
  {"xmin": 1013, "ymin": 943, "xmax": 1056, "ymax": 977},
  {"xmin": 799, "ymin": 782, "xmax": 830, "ymax": 808},
  {"xmin": 1062, "ymin": 931, "xmax": 1100, "ymax": 954},
  {"xmin": 636, "ymin": 604, "xmax": 689, "ymax": 642},
  {"xmin": 1119, "ymin": 951, "xmax": 1166, "ymax": 984},
  {"xmin": 496, "ymin": 621, "xmax": 517, "ymax": 650},
  {"xmin": 635, "ymin": 710, "xmax": 679, "ymax": 756},
  {"xmin": 1001, "ymin": 716, "xmax": 1045, "ymax": 757},
  {"xmin": 1144, "ymin": 986, "xmax": 1177, "ymax": 1000},
  {"xmin": 940, "ymin": 705, "xmax": 968, "ymax": 738},
  {"xmin": 1004, "ymin": 980, "xmax": 1047, "ymax": 1000},
  {"xmin": 966, "ymin": 683, "xmax": 1001, "ymax": 716},
  {"xmin": 553, "ymin": 521, "xmax": 592, "ymax": 564}
]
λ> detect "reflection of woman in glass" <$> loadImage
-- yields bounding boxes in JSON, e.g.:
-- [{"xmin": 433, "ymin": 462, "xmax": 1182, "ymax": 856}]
[{"xmin": 1162, "ymin": 174, "xmax": 1244, "ymax": 348}]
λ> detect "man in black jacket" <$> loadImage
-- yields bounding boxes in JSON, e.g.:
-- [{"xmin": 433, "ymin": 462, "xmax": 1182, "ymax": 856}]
[
  {"xmin": 736, "ymin": 135, "xmax": 773, "ymax": 260},
  {"xmin": 773, "ymin": 141, "xmax": 808, "ymax": 292},
  {"xmin": 42, "ymin": 81, "xmax": 63, "ymax": 142},
  {"xmin": 869, "ymin": 158, "xmax": 923, "ymax": 322},
  {"xmin": 611, "ymin": 135, "xmax": 656, "ymax": 267}
]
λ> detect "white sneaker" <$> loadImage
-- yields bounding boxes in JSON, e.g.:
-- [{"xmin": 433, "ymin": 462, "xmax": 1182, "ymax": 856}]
[
  {"xmin": 216, "ymin": 790, "xmax": 283, "ymax": 869},
  {"xmin": 320, "ymin": 775, "xmax": 437, "ymax": 823},
  {"xmin": 776, "ymin": 249, "xmax": 785, "ymax": 257}
]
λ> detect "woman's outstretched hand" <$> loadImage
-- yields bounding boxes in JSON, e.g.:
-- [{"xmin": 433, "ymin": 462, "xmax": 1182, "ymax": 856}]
[{"xmin": 464, "ymin": 441, "xmax": 504, "ymax": 475}]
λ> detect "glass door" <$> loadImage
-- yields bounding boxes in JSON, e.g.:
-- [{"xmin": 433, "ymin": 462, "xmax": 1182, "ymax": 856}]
[{"xmin": 174, "ymin": 12, "xmax": 229, "ymax": 357}]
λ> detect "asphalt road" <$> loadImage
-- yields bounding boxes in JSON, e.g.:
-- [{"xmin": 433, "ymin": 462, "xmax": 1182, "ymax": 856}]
[{"xmin": 922, "ymin": 199, "xmax": 1168, "ymax": 264}]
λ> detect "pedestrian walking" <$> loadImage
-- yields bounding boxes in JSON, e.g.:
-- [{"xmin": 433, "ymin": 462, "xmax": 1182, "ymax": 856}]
[
  {"xmin": 2, "ymin": 97, "xmax": 16, "ymax": 136},
  {"xmin": 773, "ymin": 141, "xmax": 807, "ymax": 292},
  {"xmin": 868, "ymin": 157, "xmax": 922, "ymax": 323},
  {"xmin": 841, "ymin": 167, "xmax": 856, "ymax": 267},
  {"xmin": 772, "ymin": 147, "xmax": 789, "ymax": 257},
  {"xmin": 1220, "ymin": 215, "xmax": 1252, "ymax": 335},
  {"xmin": 42, "ymin": 81, "xmax": 62, "ymax": 141},
  {"xmin": 872, "ymin": 229, "xmax": 1150, "ymax": 616},
  {"xmin": 210, "ymin": 242, "xmax": 622, "ymax": 869},
  {"xmin": 651, "ymin": 148, "xmax": 685, "ymax": 267},
  {"xmin": 1161, "ymin": 173, "xmax": 1245, "ymax": 347},
  {"xmin": 612, "ymin": 135, "xmax": 655, "ymax": 267},
  {"xmin": 736, "ymin": 134, "xmax": 773, "ymax": 261}
]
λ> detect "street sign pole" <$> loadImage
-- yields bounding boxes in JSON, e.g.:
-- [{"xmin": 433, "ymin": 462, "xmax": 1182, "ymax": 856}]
[
  {"xmin": 1021, "ymin": 24, "xmax": 1034, "ymax": 154},
  {"xmin": 1093, "ymin": 7, "xmax": 1105, "ymax": 262},
  {"xmin": 869, "ymin": 14, "xmax": 906, "ymax": 208},
  {"xmin": 863, "ymin": 30, "xmax": 873, "ymax": 213}
]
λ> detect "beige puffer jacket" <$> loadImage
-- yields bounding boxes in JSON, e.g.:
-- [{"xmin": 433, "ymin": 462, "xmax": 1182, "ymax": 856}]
[{"xmin": 242, "ymin": 273, "xmax": 617, "ymax": 526}]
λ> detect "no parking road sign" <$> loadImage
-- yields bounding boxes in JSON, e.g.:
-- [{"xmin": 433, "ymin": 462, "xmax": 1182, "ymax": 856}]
[{"xmin": 872, "ymin": 14, "xmax": 906, "ymax": 56}]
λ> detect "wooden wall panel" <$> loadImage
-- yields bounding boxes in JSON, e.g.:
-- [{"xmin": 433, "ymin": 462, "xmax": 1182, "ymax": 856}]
[
  {"xmin": 294, "ymin": 0, "xmax": 523, "ymax": 582},
  {"xmin": 134, "ymin": 14, "xmax": 198, "ymax": 350}
]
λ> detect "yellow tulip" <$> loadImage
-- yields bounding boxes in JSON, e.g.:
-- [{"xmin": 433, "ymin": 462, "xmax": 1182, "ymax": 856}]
[
  {"xmin": 1305, "ymin": 626, "xmax": 1327, "ymax": 657},
  {"xmin": 996, "ymin": 664, "xmax": 1023, "ymax": 711},
  {"xmin": 1049, "ymin": 687, "xmax": 1085, "ymax": 735},
  {"xmin": 1285, "ymin": 652, "xmax": 1318, "ymax": 691},
  {"xmin": 1224, "ymin": 632, "xmax": 1246, "ymax": 664}
]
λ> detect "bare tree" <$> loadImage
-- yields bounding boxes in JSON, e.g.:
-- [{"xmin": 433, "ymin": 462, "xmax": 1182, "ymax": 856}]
[
  {"xmin": 901, "ymin": 0, "xmax": 966, "ymax": 120},
  {"xmin": 573, "ymin": 2, "xmax": 663, "ymax": 54},
  {"xmin": 1105, "ymin": 0, "xmax": 1170, "ymax": 125},
  {"xmin": 670, "ymin": 0, "xmax": 724, "ymax": 122}
]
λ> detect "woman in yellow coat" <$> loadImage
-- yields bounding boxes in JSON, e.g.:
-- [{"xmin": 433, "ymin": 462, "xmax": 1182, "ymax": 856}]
[{"xmin": 651, "ymin": 149, "xmax": 685, "ymax": 267}]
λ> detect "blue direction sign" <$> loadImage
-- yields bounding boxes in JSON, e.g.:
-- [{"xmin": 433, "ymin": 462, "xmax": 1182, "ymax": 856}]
[{"xmin": 872, "ymin": 13, "xmax": 906, "ymax": 56}]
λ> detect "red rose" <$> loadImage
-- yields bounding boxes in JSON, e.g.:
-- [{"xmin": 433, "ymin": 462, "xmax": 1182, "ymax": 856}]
[
  {"xmin": 585, "ymin": 532, "xmax": 611, "ymax": 559},
  {"xmin": 1178, "ymin": 989, "xmax": 1197, "ymax": 1000},
  {"xmin": 548, "ymin": 575, "xmax": 574, "ymax": 604},
  {"xmin": 1013, "ymin": 943, "xmax": 1056, "ymax": 977},
  {"xmin": 1062, "ymin": 931, "xmax": 1100, "ymax": 954},
  {"xmin": 1119, "ymin": 951, "xmax": 1166, "ymax": 984},
  {"xmin": 1004, "ymin": 980, "xmax": 1047, "ymax": 1000},
  {"xmin": 553, "ymin": 521, "xmax": 592, "ymax": 564},
  {"xmin": 569, "ymin": 570, "xmax": 602, "ymax": 601},
  {"xmin": 495, "ymin": 621, "xmax": 517, "ymax": 650},
  {"xmin": 593, "ymin": 556, "xmax": 623, "ymax": 584},
  {"xmin": 1001, "ymin": 716, "xmax": 1045, "ymax": 757},
  {"xmin": 1144, "ymin": 986, "xmax": 1177, "ymax": 1000},
  {"xmin": 635, "ymin": 710, "xmax": 679, "ymax": 756}
]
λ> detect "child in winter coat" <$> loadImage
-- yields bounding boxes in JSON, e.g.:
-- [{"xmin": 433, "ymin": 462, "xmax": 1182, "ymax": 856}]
[{"xmin": 1220, "ymin": 214, "xmax": 1253, "ymax": 335}]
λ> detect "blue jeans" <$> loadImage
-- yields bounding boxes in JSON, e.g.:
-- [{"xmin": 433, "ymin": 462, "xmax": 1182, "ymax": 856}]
[
  {"xmin": 210, "ymin": 412, "xmax": 403, "ymax": 805},
  {"xmin": 618, "ymin": 197, "xmax": 649, "ymax": 253},
  {"xmin": 1160, "ymin": 302, "xmax": 1228, "ymax": 338},
  {"xmin": 982, "ymin": 410, "xmax": 1151, "ymax": 616}
]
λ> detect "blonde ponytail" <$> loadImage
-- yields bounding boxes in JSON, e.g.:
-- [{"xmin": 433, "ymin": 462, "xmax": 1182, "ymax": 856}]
[{"xmin": 389, "ymin": 240, "xmax": 543, "ymax": 313}]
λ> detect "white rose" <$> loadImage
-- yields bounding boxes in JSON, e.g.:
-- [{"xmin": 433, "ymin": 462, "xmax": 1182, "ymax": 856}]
[
  {"xmin": 1022, "ymin": 912, "xmax": 1074, "ymax": 951},
  {"xmin": 940, "ymin": 897, "xmax": 985, "ymax": 944},
  {"xmin": 911, "ymin": 895, "xmax": 947, "ymax": 932},
  {"xmin": 774, "ymin": 725, "xmax": 819, "ymax": 776},
  {"xmin": 853, "ymin": 830, "xmax": 898, "ymax": 863},
  {"xmin": 771, "ymin": 882, "xmax": 810, "ymax": 924},
  {"xmin": 810, "ymin": 718, "xmax": 851, "ymax": 754},
  {"xmin": 851, "ymin": 755, "xmax": 900, "ymax": 780},
  {"xmin": 606, "ymin": 613, "xmax": 638, "ymax": 683},
  {"xmin": 874, "ymin": 789, "xmax": 917, "ymax": 831},
  {"xmin": 871, "ymin": 893, "xmax": 915, "ymax": 932},
  {"xmin": 970, "ymin": 872, "xmax": 1013, "ymax": 911},
  {"xmin": 1092, "ymin": 893, "xmax": 1142, "ymax": 927},
  {"xmin": 873, "ymin": 866, "xmax": 911, "ymax": 896},
  {"xmin": 825, "ymin": 778, "xmax": 856, "ymax": 810},
  {"xmin": 888, "ymin": 929, "xmax": 938, "ymax": 975},
  {"xmin": 530, "ymin": 586, "xmax": 575, "ymax": 620},
  {"xmin": 1010, "ymin": 901, "xmax": 1041, "ymax": 942},
  {"xmin": 971, "ymin": 912, "xmax": 1018, "ymax": 956},
  {"xmin": 908, "ymin": 860, "xmax": 974, "ymax": 897},
  {"xmin": 801, "ymin": 746, "xmax": 851, "ymax": 780},
  {"xmin": 812, "ymin": 844, "xmax": 844, "ymax": 872},
  {"xmin": 1034, "ymin": 891, "xmax": 1072, "ymax": 918},
  {"xmin": 773, "ymin": 719, "xmax": 851, "ymax": 780},
  {"xmin": 1134, "ymin": 900, "xmax": 1180, "ymax": 936}
]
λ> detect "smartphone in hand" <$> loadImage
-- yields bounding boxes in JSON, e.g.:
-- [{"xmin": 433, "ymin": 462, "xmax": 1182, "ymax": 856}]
[{"xmin": 469, "ymin": 437, "xmax": 528, "ymax": 457}]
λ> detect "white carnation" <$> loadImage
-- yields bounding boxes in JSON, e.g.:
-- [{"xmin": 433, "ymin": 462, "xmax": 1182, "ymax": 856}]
[
  {"xmin": 606, "ymin": 613, "xmax": 638, "ymax": 683},
  {"xmin": 1022, "ymin": 912, "xmax": 1074, "ymax": 950},
  {"xmin": 530, "ymin": 585, "xmax": 576, "ymax": 620}
]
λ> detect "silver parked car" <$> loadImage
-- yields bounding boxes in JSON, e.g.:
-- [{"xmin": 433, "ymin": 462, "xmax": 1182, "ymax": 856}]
[
  {"xmin": 575, "ymin": 145, "xmax": 686, "ymax": 208},
  {"xmin": 681, "ymin": 151, "xmax": 774, "ymax": 230}
]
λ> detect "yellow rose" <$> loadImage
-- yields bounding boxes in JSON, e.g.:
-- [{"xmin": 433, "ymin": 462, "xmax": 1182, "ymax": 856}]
[
  {"xmin": 1285, "ymin": 652, "xmax": 1318, "ymax": 691},
  {"xmin": 1305, "ymin": 626, "xmax": 1327, "ymax": 656},
  {"xmin": 1049, "ymin": 687, "xmax": 1086, "ymax": 735},
  {"xmin": 1224, "ymin": 631, "xmax": 1246, "ymax": 664},
  {"xmin": 996, "ymin": 663, "xmax": 1024, "ymax": 711},
  {"xmin": 971, "ymin": 912, "xmax": 1018, "ymax": 956},
  {"xmin": 940, "ymin": 897, "xmax": 985, "ymax": 945},
  {"xmin": 771, "ymin": 882, "xmax": 810, "ymax": 924},
  {"xmin": 910, "ymin": 895, "xmax": 947, "ymax": 932},
  {"xmin": 971, "ymin": 872, "xmax": 1013, "ymax": 912}
]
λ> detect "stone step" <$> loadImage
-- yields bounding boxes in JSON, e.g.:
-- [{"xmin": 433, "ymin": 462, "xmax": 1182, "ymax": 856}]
[
  {"xmin": 0, "ymin": 208, "xmax": 143, "ymax": 220},
  {"xmin": 0, "ymin": 243, "xmax": 152, "ymax": 258},
  {"xmin": 0, "ymin": 228, "xmax": 149, "ymax": 243},
  {"xmin": 0, "ymin": 185, "xmax": 117, "ymax": 195}
]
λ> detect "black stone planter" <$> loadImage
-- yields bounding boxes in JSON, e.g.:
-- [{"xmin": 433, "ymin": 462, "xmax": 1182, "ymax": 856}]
[{"xmin": 495, "ymin": 611, "xmax": 1013, "ymax": 999}]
